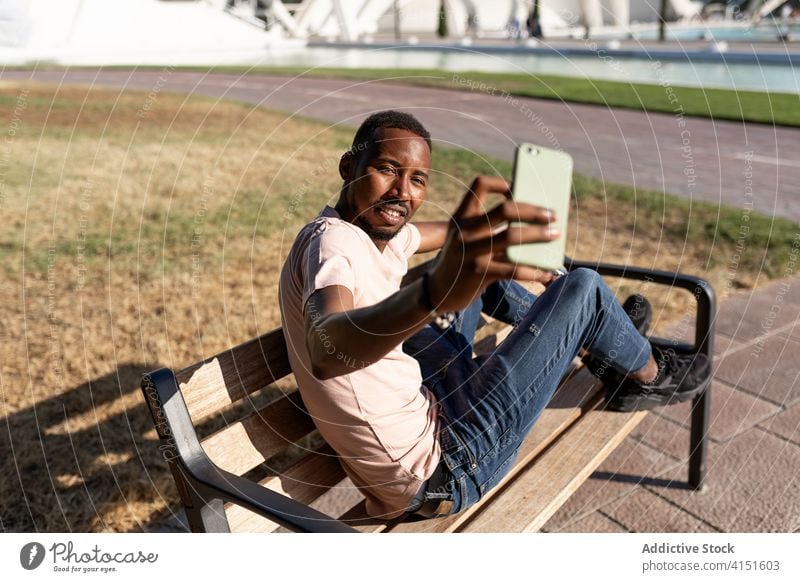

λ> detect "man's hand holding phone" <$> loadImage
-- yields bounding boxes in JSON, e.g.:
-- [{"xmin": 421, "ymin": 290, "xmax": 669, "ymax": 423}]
[
  {"xmin": 425, "ymin": 176, "xmax": 560, "ymax": 314},
  {"xmin": 425, "ymin": 143, "xmax": 572, "ymax": 313}
]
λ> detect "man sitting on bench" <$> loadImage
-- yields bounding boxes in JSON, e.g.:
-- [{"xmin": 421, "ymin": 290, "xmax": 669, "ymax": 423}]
[{"xmin": 278, "ymin": 110, "xmax": 711, "ymax": 520}]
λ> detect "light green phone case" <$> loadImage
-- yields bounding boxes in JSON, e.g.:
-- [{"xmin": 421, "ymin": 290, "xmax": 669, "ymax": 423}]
[{"xmin": 506, "ymin": 143, "xmax": 573, "ymax": 273}]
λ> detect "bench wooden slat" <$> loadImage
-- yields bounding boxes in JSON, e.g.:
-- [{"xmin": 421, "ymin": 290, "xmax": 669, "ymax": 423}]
[
  {"xmin": 458, "ymin": 406, "xmax": 648, "ymax": 532},
  {"xmin": 225, "ymin": 445, "xmax": 347, "ymax": 533},
  {"xmin": 304, "ymin": 476, "xmax": 365, "ymax": 522},
  {"xmin": 201, "ymin": 391, "xmax": 315, "ymax": 475},
  {"xmin": 388, "ymin": 367, "xmax": 602, "ymax": 533},
  {"xmin": 178, "ymin": 329, "xmax": 292, "ymax": 422}
]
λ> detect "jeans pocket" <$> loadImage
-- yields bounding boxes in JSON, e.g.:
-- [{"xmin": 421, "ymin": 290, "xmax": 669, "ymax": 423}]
[
  {"xmin": 479, "ymin": 451, "xmax": 518, "ymax": 497},
  {"xmin": 476, "ymin": 427, "xmax": 516, "ymax": 464},
  {"xmin": 439, "ymin": 422, "xmax": 478, "ymax": 474}
]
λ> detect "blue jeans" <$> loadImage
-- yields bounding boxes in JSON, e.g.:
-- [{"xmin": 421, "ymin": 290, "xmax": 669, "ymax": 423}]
[{"xmin": 402, "ymin": 268, "xmax": 652, "ymax": 516}]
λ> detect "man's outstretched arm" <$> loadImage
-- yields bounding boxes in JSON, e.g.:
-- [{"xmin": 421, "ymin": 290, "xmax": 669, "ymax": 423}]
[
  {"xmin": 304, "ymin": 280, "xmax": 435, "ymax": 380},
  {"xmin": 305, "ymin": 177, "xmax": 558, "ymax": 381},
  {"xmin": 413, "ymin": 221, "xmax": 448, "ymax": 253}
]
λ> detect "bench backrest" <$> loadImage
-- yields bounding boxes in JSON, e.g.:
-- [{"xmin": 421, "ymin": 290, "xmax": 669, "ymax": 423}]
[{"xmin": 176, "ymin": 328, "xmax": 292, "ymax": 422}]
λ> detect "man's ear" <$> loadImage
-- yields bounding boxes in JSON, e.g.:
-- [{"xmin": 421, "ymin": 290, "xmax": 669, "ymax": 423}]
[{"xmin": 339, "ymin": 151, "xmax": 355, "ymax": 182}]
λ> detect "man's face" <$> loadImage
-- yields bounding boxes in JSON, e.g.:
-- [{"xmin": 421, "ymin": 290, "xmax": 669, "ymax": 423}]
[{"xmin": 338, "ymin": 127, "xmax": 431, "ymax": 246}]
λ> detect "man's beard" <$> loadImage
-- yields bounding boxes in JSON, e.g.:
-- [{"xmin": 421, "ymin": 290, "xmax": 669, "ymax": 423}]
[{"xmin": 354, "ymin": 215, "xmax": 402, "ymax": 242}]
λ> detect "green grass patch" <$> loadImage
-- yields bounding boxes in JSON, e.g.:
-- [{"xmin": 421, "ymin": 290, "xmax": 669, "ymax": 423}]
[{"xmin": 571, "ymin": 173, "xmax": 798, "ymax": 279}]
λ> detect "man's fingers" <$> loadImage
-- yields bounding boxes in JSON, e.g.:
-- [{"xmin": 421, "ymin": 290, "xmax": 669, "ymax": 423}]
[
  {"xmin": 452, "ymin": 176, "xmax": 511, "ymax": 220},
  {"xmin": 465, "ymin": 224, "xmax": 559, "ymax": 256},
  {"xmin": 474, "ymin": 256, "xmax": 552, "ymax": 283},
  {"xmin": 490, "ymin": 252, "xmax": 556, "ymax": 284},
  {"xmin": 455, "ymin": 201, "xmax": 556, "ymax": 242}
]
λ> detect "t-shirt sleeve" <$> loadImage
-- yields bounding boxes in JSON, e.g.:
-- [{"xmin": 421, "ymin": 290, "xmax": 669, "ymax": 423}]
[{"xmin": 302, "ymin": 224, "xmax": 359, "ymax": 306}]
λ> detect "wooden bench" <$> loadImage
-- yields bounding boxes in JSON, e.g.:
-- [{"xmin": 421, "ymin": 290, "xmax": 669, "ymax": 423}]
[{"xmin": 141, "ymin": 259, "xmax": 715, "ymax": 533}]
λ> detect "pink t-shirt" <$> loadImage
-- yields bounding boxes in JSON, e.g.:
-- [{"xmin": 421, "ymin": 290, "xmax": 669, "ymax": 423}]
[{"xmin": 278, "ymin": 206, "xmax": 442, "ymax": 518}]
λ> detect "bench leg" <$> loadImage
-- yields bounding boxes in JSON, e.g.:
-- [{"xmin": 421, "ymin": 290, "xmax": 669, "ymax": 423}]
[
  {"xmin": 185, "ymin": 493, "xmax": 231, "ymax": 533},
  {"xmin": 688, "ymin": 385, "xmax": 711, "ymax": 490}
]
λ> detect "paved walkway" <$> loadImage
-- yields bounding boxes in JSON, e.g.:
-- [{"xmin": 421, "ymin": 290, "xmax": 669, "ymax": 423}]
[
  {"xmin": 3, "ymin": 69, "xmax": 799, "ymax": 220},
  {"xmin": 10, "ymin": 69, "xmax": 795, "ymax": 532}
]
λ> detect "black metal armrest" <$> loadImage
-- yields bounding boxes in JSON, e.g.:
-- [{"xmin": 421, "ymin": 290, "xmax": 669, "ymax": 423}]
[
  {"xmin": 186, "ymin": 457, "xmax": 357, "ymax": 533},
  {"xmin": 565, "ymin": 257, "xmax": 716, "ymax": 489},
  {"xmin": 565, "ymin": 257, "xmax": 716, "ymax": 359},
  {"xmin": 141, "ymin": 368, "xmax": 357, "ymax": 533}
]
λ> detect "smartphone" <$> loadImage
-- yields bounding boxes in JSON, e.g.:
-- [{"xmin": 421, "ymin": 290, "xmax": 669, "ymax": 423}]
[{"xmin": 506, "ymin": 143, "xmax": 573, "ymax": 274}]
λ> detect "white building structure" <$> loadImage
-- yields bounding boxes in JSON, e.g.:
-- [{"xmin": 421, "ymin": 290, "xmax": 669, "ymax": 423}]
[
  {"xmin": 0, "ymin": 0, "xmax": 290, "ymax": 65},
  {"xmin": 4, "ymin": 0, "xmax": 775, "ymax": 66},
  {"xmin": 263, "ymin": 0, "xmax": 705, "ymax": 39},
  {"xmin": 0, "ymin": 0, "xmax": 709, "ymax": 57}
]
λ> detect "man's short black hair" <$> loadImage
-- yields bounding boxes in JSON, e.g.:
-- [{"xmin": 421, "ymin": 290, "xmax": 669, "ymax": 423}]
[{"xmin": 350, "ymin": 110, "xmax": 432, "ymax": 157}]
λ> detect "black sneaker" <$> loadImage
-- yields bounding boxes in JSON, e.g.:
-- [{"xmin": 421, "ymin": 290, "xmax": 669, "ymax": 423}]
[
  {"xmin": 605, "ymin": 345, "xmax": 711, "ymax": 412},
  {"xmin": 582, "ymin": 294, "xmax": 652, "ymax": 380}
]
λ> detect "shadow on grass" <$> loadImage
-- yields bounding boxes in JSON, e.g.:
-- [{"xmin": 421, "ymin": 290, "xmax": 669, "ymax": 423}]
[{"xmin": 0, "ymin": 364, "xmax": 186, "ymax": 532}]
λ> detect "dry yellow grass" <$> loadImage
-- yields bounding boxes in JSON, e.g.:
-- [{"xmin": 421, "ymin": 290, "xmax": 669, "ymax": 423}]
[{"xmin": 0, "ymin": 83, "xmax": 768, "ymax": 532}]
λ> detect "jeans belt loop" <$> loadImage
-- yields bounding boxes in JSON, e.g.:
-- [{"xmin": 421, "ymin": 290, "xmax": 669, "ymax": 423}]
[{"xmin": 413, "ymin": 460, "xmax": 454, "ymax": 518}]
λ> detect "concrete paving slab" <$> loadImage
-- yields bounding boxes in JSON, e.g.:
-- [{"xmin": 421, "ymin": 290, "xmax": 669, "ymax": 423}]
[
  {"xmin": 657, "ymin": 381, "xmax": 782, "ymax": 443},
  {"xmin": 715, "ymin": 334, "xmax": 800, "ymax": 407},
  {"xmin": 631, "ymin": 411, "xmax": 691, "ymax": 463},
  {"xmin": 777, "ymin": 325, "xmax": 800, "ymax": 342},
  {"xmin": 544, "ymin": 510, "xmax": 628, "ymax": 533},
  {"xmin": 662, "ymin": 324, "xmax": 742, "ymax": 359},
  {"xmin": 714, "ymin": 284, "xmax": 800, "ymax": 343},
  {"xmin": 776, "ymin": 286, "xmax": 800, "ymax": 340},
  {"xmin": 775, "ymin": 276, "xmax": 800, "ymax": 337},
  {"xmin": 603, "ymin": 488, "xmax": 718, "ymax": 533},
  {"xmin": 713, "ymin": 334, "xmax": 744, "ymax": 359},
  {"xmin": 654, "ymin": 428, "xmax": 800, "ymax": 532},
  {"xmin": 542, "ymin": 435, "xmax": 683, "ymax": 531},
  {"xmin": 758, "ymin": 403, "xmax": 800, "ymax": 446}
]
